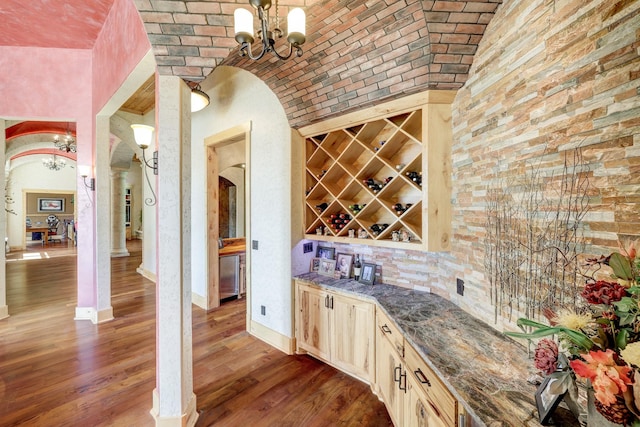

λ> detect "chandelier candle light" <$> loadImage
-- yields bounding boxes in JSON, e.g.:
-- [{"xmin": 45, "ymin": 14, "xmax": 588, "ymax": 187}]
[
  {"xmin": 234, "ymin": 0, "xmax": 305, "ymax": 60},
  {"xmin": 53, "ymin": 127, "xmax": 76, "ymax": 153},
  {"xmin": 42, "ymin": 154, "xmax": 65, "ymax": 171}
]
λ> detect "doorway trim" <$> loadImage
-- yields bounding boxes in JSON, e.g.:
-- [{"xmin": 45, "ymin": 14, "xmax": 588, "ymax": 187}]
[{"xmin": 203, "ymin": 123, "xmax": 251, "ymax": 326}]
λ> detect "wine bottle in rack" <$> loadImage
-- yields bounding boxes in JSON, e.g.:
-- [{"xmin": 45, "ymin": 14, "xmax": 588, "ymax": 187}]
[
  {"xmin": 315, "ymin": 202, "xmax": 328, "ymax": 213},
  {"xmin": 353, "ymin": 255, "xmax": 361, "ymax": 280}
]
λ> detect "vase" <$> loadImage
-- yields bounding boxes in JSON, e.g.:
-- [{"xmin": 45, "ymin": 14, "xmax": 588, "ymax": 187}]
[{"xmin": 587, "ymin": 386, "xmax": 631, "ymax": 426}]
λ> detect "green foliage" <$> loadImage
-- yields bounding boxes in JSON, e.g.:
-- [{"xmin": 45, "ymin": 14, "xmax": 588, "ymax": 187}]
[{"xmin": 610, "ymin": 252, "xmax": 633, "ymax": 280}]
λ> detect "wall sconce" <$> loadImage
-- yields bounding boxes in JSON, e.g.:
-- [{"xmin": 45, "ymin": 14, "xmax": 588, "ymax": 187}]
[
  {"xmin": 131, "ymin": 124, "xmax": 157, "ymax": 206},
  {"xmin": 191, "ymin": 84, "xmax": 210, "ymax": 112},
  {"xmin": 78, "ymin": 165, "xmax": 95, "ymax": 191}
]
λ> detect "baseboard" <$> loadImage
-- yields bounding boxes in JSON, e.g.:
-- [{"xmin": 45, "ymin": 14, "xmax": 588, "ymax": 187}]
[
  {"xmin": 111, "ymin": 250, "xmax": 130, "ymax": 258},
  {"xmin": 75, "ymin": 306, "xmax": 114, "ymax": 324},
  {"xmin": 249, "ymin": 320, "xmax": 295, "ymax": 355},
  {"xmin": 137, "ymin": 265, "xmax": 157, "ymax": 282},
  {"xmin": 150, "ymin": 389, "xmax": 198, "ymax": 427},
  {"xmin": 192, "ymin": 292, "xmax": 206, "ymax": 309},
  {"xmin": 0, "ymin": 305, "xmax": 8, "ymax": 320}
]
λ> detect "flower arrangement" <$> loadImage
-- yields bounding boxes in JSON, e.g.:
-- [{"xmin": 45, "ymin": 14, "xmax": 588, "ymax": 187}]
[{"xmin": 507, "ymin": 241, "xmax": 640, "ymax": 425}]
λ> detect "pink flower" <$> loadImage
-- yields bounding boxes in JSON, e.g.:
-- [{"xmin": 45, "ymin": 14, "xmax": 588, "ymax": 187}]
[
  {"xmin": 570, "ymin": 349, "xmax": 633, "ymax": 406},
  {"xmin": 534, "ymin": 339, "xmax": 558, "ymax": 375}
]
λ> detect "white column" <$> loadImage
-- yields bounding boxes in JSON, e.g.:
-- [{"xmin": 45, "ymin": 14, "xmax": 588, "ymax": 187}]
[
  {"xmin": 150, "ymin": 75, "xmax": 197, "ymax": 427},
  {"xmin": 95, "ymin": 115, "xmax": 114, "ymax": 322},
  {"xmin": 0, "ymin": 118, "xmax": 8, "ymax": 319},
  {"xmin": 110, "ymin": 169, "xmax": 130, "ymax": 257}
]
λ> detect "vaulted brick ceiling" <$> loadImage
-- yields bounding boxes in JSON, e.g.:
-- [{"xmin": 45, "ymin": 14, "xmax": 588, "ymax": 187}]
[
  {"xmin": 0, "ymin": 0, "xmax": 501, "ymax": 86},
  {"xmin": 141, "ymin": 0, "xmax": 502, "ymax": 85}
]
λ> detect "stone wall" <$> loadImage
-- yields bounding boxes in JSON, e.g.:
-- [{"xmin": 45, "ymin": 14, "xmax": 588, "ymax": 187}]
[
  {"xmin": 449, "ymin": 0, "xmax": 640, "ymax": 327},
  {"xmin": 304, "ymin": 0, "xmax": 640, "ymax": 330}
]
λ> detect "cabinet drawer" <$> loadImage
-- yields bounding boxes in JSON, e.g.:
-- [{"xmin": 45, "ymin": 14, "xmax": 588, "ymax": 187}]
[
  {"xmin": 376, "ymin": 309, "xmax": 404, "ymax": 358},
  {"xmin": 404, "ymin": 342, "xmax": 457, "ymax": 427}
]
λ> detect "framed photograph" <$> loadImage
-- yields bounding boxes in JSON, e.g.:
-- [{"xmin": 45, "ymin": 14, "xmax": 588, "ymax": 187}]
[
  {"xmin": 335, "ymin": 253, "xmax": 354, "ymax": 279},
  {"xmin": 317, "ymin": 259, "xmax": 336, "ymax": 277},
  {"xmin": 316, "ymin": 245, "xmax": 335, "ymax": 260},
  {"xmin": 359, "ymin": 262, "xmax": 376, "ymax": 285},
  {"xmin": 535, "ymin": 375, "xmax": 567, "ymax": 425},
  {"xmin": 310, "ymin": 257, "xmax": 321, "ymax": 272},
  {"xmin": 38, "ymin": 198, "xmax": 64, "ymax": 213}
]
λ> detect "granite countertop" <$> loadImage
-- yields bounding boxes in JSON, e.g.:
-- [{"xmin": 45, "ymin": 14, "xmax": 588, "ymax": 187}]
[{"xmin": 294, "ymin": 272, "xmax": 580, "ymax": 427}]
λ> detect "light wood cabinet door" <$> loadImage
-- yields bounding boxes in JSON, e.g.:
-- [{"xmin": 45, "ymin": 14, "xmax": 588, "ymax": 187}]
[
  {"xmin": 330, "ymin": 294, "xmax": 375, "ymax": 382},
  {"xmin": 405, "ymin": 372, "xmax": 448, "ymax": 427},
  {"xmin": 376, "ymin": 319, "xmax": 405, "ymax": 426},
  {"xmin": 296, "ymin": 285, "xmax": 331, "ymax": 361}
]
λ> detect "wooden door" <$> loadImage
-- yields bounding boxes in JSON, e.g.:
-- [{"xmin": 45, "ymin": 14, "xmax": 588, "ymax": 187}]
[
  {"xmin": 376, "ymin": 321, "xmax": 405, "ymax": 426},
  {"xmin": 330, "ymin": 294, "xmax": 374, "ymax": 382},
  {"xmin": 296, "ymin": 285, "xmax": 330, "ymax": 361}
]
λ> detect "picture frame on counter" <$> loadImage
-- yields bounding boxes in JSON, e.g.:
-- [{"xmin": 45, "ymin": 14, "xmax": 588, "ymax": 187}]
[
  {"xmin": 317, "ymin": 258, "xmax": 337, "ymax": 277},
  {"xmin": 310, "ymin": 257, "xmax": 320, "ymax": 272},
  {"xmin": 359, "ymin": 262, "xmax": 376, "ymax": 285},
  {"xmin": 335, "ymin": 253, "xmax": 353, "ymax": 279},
  {"xmin": 535, "ymin": 375, "xmax": 567, "ymax": 425},
  {"xmin": 316, "ymin": 245, "xmax": 335, "ymax": 260}
]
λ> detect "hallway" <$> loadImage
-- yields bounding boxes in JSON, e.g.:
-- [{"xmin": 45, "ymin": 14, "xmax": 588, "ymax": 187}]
[{"xmin": 1, "ymin": 243, "xmax": 391, "ymax": 426}]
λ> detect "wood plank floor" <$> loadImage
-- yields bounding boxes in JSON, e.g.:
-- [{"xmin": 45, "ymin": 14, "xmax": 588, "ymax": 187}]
[{"xmin": 1, "ymin": 241, "xmax": 392, "ymax": 426}]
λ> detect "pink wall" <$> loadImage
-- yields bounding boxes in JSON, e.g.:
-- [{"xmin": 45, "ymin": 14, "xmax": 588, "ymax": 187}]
[
  {"xmin": 92, "ymin": 0, "xmax": 152, "ymax": 113},
  {"xmin": 1, "ymin": 0, "xmax": 152, "ymax": 312},
  {"xmin": 0, "ymin": 46, "xmax": 92, "ymax": 120}
]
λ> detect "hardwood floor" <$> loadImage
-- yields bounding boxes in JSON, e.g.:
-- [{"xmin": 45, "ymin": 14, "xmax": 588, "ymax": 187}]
[{"xmin": 1, "ymin": 241, "xmax": 391, "ymax": 426}]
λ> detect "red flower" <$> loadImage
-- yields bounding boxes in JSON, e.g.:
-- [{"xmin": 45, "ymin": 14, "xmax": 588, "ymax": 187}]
[
  {"xmin": 570, "ymin": 349, "xmax": 633, "ymax": 406},
  {"xmin": 581, "ymin": 280, "xmax": 627, "ymax": 305},
  {"xmin": 534, "ymin": 339, "xmax": 558, "ymax": 375}
]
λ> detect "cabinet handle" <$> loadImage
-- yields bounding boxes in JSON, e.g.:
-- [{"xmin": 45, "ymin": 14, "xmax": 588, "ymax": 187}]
[
  {"xmin": 414, "ymin": 369, "xmax": 431, "ymax": 386},
  {"xmin": 393, "ymin": 365, "xmax": 401, "ymax": 383},
  {"xmin": 330, "ymin": 296, "xmax": 333, "ymax": 309},
  {"xmin": 459, "ymin": 413, "xmax": 466, "ymax": 426},
  {"xmin": 399, "ymin": 370, "xmax": 407, "ymax": 392},
  {"xmin": 324, "ymin": 295, "xmax": 329, "ymax": 308},
  {"xmin": 381, "ymin": 324, "xmax": 391, "ymax": 334},
  {"xmin": 428, "ymin": 400, "xmax": 441, "ymax": 419}
]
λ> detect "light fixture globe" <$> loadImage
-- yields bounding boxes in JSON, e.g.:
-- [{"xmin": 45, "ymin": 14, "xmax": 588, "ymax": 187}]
[
  {"xmin": 131, "ymin": 124, "xmax": 154, "ymax": 149},
  {"xmin": 191, "ymin": 87, "xmax": 210, "ymax": 112}
]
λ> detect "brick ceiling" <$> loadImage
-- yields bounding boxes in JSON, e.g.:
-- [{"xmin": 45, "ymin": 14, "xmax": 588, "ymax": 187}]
[{"xmin": 140, "ymin": 0, "xmax": 502, "ymax": 84}]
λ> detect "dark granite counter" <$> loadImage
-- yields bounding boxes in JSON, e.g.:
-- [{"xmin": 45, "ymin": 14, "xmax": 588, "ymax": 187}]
[{"xmin": 294, "ymin": 272, "xmax": 579, "ymax": 427}]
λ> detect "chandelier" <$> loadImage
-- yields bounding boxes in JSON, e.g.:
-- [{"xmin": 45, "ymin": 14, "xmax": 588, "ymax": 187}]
[
  {"xmin": 234, "ymin": 0, "xmax": 306, "ymax": 61},
  {"xmin": 53, "ymin": 125, "xmax": 76, "ymax": 153},
  {"xmin": 43, "ymin": 155, "xmax": 66, "ymax": 171}
]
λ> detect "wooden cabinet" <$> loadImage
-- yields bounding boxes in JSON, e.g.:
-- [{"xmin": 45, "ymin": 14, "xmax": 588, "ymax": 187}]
[
  {"xmin": 404, "ymin": 341, "xmax": 457, "ymax": 427},
  {"xmin": 298, "ymin": 91, "xmax": 455, "ymax": 251},
  {"xmin": 405, "ymin": 372, "xmax": 448, "ymax": 427},
  {"xmin": 376, "ymin": 309, "xmax": 406, "ymax": 426},
  {"xmin": 376, "ymin": 308, "xmax": 457, "ymax": 427},
  {"xmin": 295, "ymin": 282, "xmax": 375, "ymax": 382}
]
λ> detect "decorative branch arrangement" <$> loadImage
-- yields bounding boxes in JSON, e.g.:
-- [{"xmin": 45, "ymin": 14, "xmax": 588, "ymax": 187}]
[
  {"xmin": 5, "ymin": 178, "xmax": 16, "ymax": 216},
  {"xmin": 484, "ymin": 148, "xmax": 590, "ymax": 323}
]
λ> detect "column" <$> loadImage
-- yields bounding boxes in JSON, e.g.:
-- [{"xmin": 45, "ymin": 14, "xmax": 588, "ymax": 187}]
[
  {"xmin": 0, "ymin": 118, "xmax": 8, "ymax": 319},
  {"xmin": 110, "ymin": 170, "xmax": 130, "ymax": 257},
  {"xmin": 75, "ymin": 115, "xmax": 113, "ymax": 323},
  {"xmin": 150, "ymin": 75, "xmax": 197, "ymax": 427}
]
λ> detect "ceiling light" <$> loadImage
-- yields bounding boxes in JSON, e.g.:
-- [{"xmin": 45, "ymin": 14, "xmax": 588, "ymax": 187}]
[
  {"xmin": 234, "ymin": 0, "xmax": 306, "ymax": 61},
  {"xmin": 191, "ymin": 85, "xmax": 210, "ymax": 112},
  {"xmin": 43, "ymin": 155, "xmax": 66, "ymax": 171},
  {"xmin": 53, "ymin": 123, "xmax": 76, "ymax": 153}
]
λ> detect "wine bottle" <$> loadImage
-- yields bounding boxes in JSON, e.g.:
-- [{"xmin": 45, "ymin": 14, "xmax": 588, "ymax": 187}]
[
  {"xmin": 315, "ymin": 202, "xmax": 328, "ymax": 213},
  {"xmin": 353, "ymin": 255, "xmax": 361, "ymax": 281}
]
